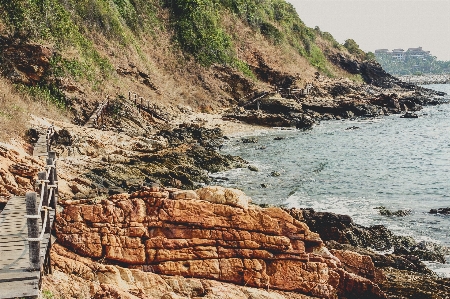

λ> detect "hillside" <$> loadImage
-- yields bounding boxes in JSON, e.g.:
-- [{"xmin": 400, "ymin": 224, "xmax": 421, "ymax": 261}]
[{"xmin": 0, "ymin": 0, "xmax": 385, "ymax": 140}]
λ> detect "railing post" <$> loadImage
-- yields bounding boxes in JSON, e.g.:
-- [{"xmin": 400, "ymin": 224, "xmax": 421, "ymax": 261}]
[
  {"xmin": 48, "ymin": 152, "xmax": 58, "ymax": 209},
  {"xmin": 38, "ymin": 171, "xmax": 50, "ymax": 233},
  {"xmin": 26, "ymin": 192, "xmax": 40, "ymax": 270},
  {"xmin": 46, "ymin": 131, "xmax": 50, "ymax": 152}
]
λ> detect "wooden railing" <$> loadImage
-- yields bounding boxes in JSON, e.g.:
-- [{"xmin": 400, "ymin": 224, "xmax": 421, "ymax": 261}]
[
  {"xmin": 26, "ymin": 127, "xmax": 58, "ymax": 272},
  {"xmin": 128, "ymin": 91, "xmax": 168, "ymax": 122},
  {"xmin": 85, "ymin": 96, "xmax": 110, "ymax": 128}
]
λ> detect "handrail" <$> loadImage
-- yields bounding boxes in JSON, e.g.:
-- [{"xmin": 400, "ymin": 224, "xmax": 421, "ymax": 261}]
[
  {"xmin": 25, "ymin": 125, "xmax": 58, "ymax": 270},
  {"xmin": 128, "ymin": 91, "xmax": 168, "ymax": 122},
  {"xmin": 90, "ymin": 97, "xmax": 110, "ymax": 128}
]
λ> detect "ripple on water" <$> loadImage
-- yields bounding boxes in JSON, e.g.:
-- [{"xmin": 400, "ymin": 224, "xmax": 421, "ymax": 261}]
[{"xmin": 219, "ymin": 85, "xmax": 450, "ymax": 276}]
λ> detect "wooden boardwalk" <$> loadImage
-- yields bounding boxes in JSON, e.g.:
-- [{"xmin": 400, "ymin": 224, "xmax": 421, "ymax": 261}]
[
  {"xmin": 0, "ymin": 196, "xmax": 55, "ymax": 298},
  {"xmin": 0, "ymin": 125, "xmax": 57, "ymax": 298},
  {"xmin": 33, "ymin": 135, "xmax": 49, "ymax": 157}
]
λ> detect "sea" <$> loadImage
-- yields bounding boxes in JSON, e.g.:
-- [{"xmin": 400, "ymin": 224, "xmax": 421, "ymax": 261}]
[{"xmin": 216, "ymin": 84, "xmax": 450, "ymax": 277}]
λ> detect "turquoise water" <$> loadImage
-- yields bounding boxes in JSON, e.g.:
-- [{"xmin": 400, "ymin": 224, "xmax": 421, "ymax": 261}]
[{"xmin": 218, "ymin": 84, "xmax": 450, "ymax": 276}]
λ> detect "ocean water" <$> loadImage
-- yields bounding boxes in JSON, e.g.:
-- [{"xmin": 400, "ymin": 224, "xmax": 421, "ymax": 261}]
[{"xmin": 217, "ymin": 84, "xmax": 450, "ymax": 277}]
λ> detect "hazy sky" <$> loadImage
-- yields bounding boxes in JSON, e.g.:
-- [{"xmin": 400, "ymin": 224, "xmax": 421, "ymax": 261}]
[{"xmin": 289, "ymin": 0, "xmax": 450, "ymax": 61}]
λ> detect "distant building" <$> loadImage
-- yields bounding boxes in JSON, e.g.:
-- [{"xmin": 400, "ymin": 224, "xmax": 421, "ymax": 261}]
[
  {"xmin": 374, "ymin": 47, "xmax": 431, "ymax": 61},
  {"xmin": 406, "ymin": 47, "xmax": 430, "ymax": 59},
  {"xmin": 392, "ymin": 49, "xmax": 405, "ymax": 61},
  {"xmin": 374, "ymin": 49, "xmax": 389, "ymax": 54}
]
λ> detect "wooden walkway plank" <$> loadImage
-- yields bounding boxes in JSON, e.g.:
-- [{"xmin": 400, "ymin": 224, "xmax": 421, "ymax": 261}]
[
  {"xmin": 0, "ymin": 279, "xmax": 39, "ymax": 298},
  {"xmin": 33, "ymin": 135, "xmax": 49, "ymax": 157},
  {"xmin": 0, "ymin": 194, "xmax": 55, "ymax": 298},
  {"xmin": 2, "ymin": 126, "xmax": 57, "ymax": 298}
]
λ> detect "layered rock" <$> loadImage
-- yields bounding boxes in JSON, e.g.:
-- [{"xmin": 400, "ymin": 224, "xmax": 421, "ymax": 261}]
[
  {"xmin": 44, "ymin": 243, "xmax": 319, "ymax": 299},
  {"xmin": 56, "ymin": 186, "xmax": 386, "ymax": 299},
  {"xmin": 0, "ymin": 142, "xmax": 43, "ymax": 209}
]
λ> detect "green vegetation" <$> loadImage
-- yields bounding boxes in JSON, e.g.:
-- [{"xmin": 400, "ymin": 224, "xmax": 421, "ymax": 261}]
[
  {"xmin": 0, "ymin": 0, "xmax": 371, "ymax": 96},
  {"xmin": 16, "ymin": 84, "xmax": 68, "ymax": 108},
  {"xmin": 163, "ymin": 0, "xmax": 336, "ymax": 74},
  {"xmin": 164, "ymin": 0, "xmax": 234, "ymax": 66},
  {"xmin": 0, "ymin": 0, "xmax": 115, "ymax": 86},
  {"xmin": 42, "ymin": 290, "xmax": 54, "ymax": 299}
]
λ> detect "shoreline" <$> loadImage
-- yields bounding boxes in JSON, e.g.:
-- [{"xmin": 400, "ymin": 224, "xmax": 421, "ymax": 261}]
[
  {"xmin": 1, "ymin": 83, "xmax": 450, "ymax": 298},
  {"xmin": 213, "ymin": 93, "xmax": 450, "ymax": 279}
]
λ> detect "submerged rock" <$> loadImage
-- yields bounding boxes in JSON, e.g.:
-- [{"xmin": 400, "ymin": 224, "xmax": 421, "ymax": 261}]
[
  {"xmin": 248, "ymin": 165, "xmax": 259, "ymax": 172},
  {"xmin": 242, "ymin": 137, "xmax": 258, "ymax": 144},
  {"xmin": 430, "ymin": 208, "xmax": 450, "ymax": 215},
  {"xmin": 401, "ymin": 112, "xmax": 419, "ymax": 118},
  {"xmin": 376, "ymin": 206, "xmax": 412, "ymax": 217}
]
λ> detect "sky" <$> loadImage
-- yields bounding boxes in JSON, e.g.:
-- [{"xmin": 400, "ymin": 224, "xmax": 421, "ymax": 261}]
[{"xmin": 288, "ymin": 0, "xmax": 450, "ymax": 61}]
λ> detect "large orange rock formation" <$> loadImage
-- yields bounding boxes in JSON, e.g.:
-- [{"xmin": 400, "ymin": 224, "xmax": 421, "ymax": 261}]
[{"xmin": 56, "ymin": 186, "xmax": 386, "ymax": 299}]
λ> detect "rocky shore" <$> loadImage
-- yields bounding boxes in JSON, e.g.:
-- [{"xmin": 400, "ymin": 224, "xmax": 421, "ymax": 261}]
[
  {"xmin": 0, "ymin": 76, "xmax": 449, "ymax": 298},
  {"xmin": 225, "ymin": 63, "xmax": 447, "ymax": 130},
  {"xmin": 2, "ymin": 1, "xmax": 450, "ymax": 297},
  {"xmin": 1, "ymin": 54, "xmax": 449, "ymax": 299}
]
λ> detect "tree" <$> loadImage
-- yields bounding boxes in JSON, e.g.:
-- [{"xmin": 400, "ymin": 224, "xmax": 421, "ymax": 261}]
[{"xmin": 343, "ymin": 39, "xmax": 365, "ymax": 59}]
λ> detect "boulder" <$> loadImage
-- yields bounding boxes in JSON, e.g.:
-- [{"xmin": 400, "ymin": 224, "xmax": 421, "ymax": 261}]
[{"xmin": 196, "ymin": 186, "xmax": 250, "ymax": 209}]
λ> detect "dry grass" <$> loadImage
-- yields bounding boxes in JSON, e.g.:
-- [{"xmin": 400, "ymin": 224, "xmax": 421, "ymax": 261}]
[{"xmin": 0, "ymin": 78, "xmax": 70, "ymax": 142}]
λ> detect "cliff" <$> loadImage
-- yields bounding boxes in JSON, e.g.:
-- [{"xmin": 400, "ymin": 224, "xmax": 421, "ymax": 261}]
[{"xmin": 53, "ymin": 185, "xmax": 386, "ymax": 299}]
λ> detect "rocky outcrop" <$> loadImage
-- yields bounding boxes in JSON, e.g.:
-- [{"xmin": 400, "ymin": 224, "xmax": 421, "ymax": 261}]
[
  {"xmin": 44, "ymin": 244, "xmax": 319, "ymax": 299},
  {"xmin": 0, "ymin": 36, "xmax": 53, "ymax": 85},
  {"xmin": 328, "ymin": 53, "xmax": 410, "ymax": 90},
  {"xmin": 430, "ymin": 208, "xmax": 450, "ymax": 215},
  {"xmin": 225, "ymin": 72, "xmax": 446, "ymax": 130},
  {"xmin": 291, "ymin": 208, "xmax": 448, "ymax": 266},
  {"xmin": 56, "ymin": 186, "xmax": 386, "ymax": 299},
  {"xmin": 0, "ymin": 142, "xmax": 43, "ymax": 209}
]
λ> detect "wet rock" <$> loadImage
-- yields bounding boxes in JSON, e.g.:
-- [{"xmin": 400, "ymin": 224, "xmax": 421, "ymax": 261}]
[
  {"xmin": 288, "ymin": 208, "xmax": 447, "ymax": 267},
  {"xmin": 270, "ymin": 171, "xmax": 280, "ymax": 177},
  {"xmin": 325, "ymin": 241, "xmax": 433, "ymax": 275},
  {"xmin": 242, "ymin": 137, "xmax": 258, "ymax": 144},
  {"xmin": 273, "ymin": 137, "xmax": 284, "ymax": 140},
  {"xmin": 158, "ymin": 126, "xmax": 224, "ymax": 149},
  {"xmin": 376, "ymin": 206, "xmax": 412, "ymax": 217},
  {"xmin": 430, "ymin": 208, "xmax": 450, "ymax": 215},
  {"xmin": 379, "ymin": 268, "xmax": 450, "ymax": 299},
  {"xmin": 294, "ymin": 114, "xmax": 315, "ymax": 130},
  {"xmin": 401, "ymin": 112, "xmax": 419, "ymax": 118},
  {"xmin": 248, "ymin": 165, "xmax": 259, "ymax": 172}
]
